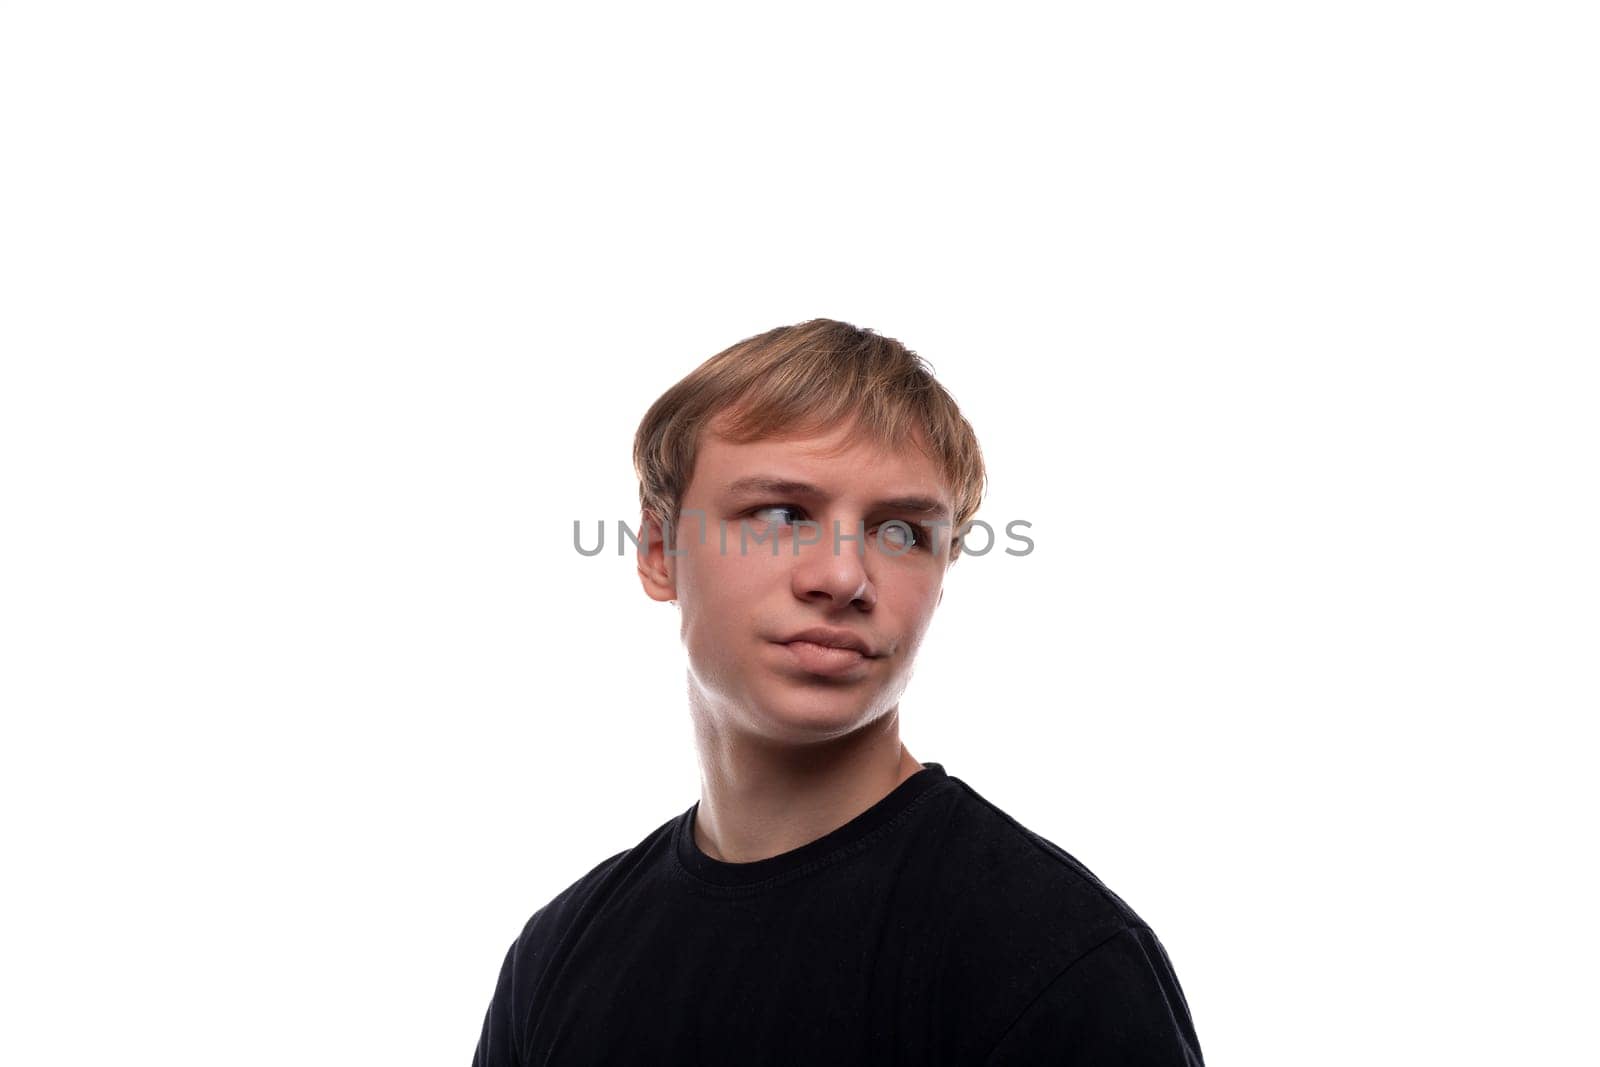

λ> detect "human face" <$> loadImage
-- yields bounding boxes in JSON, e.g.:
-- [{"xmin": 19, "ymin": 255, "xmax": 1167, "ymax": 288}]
[{"xmin": 639, "ymin": 419, "xmax": 954, "ymax": 745}]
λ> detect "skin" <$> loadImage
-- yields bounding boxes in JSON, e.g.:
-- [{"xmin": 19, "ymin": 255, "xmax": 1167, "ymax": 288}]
[{"xmin": 637, "ymin": 413, "xmax": 959, "ymax": 864}]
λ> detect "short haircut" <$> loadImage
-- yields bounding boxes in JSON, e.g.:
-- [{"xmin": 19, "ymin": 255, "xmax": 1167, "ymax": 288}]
[{"xmin": 633, "ymin": 318, "xmax": 987, "ymax": 560}]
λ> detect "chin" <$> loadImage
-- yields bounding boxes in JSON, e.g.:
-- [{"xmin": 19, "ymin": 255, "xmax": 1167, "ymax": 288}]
[{"xmin": 748, "ymin": 689, "xmax": 886, "ymax": 742}]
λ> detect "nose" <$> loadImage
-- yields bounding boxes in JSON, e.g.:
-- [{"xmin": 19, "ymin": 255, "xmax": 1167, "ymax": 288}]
[{"xmin": 790, "ymin": 521, "xmax": 876, "ymax": 610}]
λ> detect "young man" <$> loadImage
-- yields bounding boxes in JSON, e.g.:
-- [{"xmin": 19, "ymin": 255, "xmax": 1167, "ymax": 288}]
[{"xmin": 472, "ymin": 320, "xmax": 1204, "ymax": 1065}]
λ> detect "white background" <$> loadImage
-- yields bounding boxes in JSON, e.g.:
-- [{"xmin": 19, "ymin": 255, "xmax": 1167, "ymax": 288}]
[{"xmin": 2, "ymin": 3, "xmax": 1595, "ymax": 1064}]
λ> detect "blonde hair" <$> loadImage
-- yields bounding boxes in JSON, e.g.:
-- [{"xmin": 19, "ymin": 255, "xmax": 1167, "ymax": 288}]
[{"xmin": 632, "ymin": 319, "xmax": 987, "ymax": 559}]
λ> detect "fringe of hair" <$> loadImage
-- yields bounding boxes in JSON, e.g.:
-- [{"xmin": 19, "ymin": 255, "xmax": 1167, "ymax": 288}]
[{"xmin": 633, "ymin": 319, "xmax": 987, "ymax": 560}]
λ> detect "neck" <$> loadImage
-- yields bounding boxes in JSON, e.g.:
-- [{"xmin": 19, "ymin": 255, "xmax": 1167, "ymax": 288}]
[{"xmin": 688, "ymin": 700, "xmax": 923, "ymax": 865}]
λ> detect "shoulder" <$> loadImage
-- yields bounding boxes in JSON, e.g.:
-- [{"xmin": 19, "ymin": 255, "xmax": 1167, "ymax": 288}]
[
  {"xmin": 922, "ymin": 776, "xmax": 1200, "ymax": 1058},
  {"xmin": 919, "ymin": 774, "xmax": 1165, "ymax": 1013},
  {"xmin": 513, "ymin": 847, "xmax": 628, "ymax": 949},
  {"xmin": 932, "ymin": 774, "xmax": 1151, "ymax": 934},
  {"xmin": 508, "ymin": 811, "xmax": 679, "ymax": 971},
  {"xmin": 474, "ymin": 825, "xmax": 669, "ymax": 1067},
  {"xmin": 982, "ymin": 923, "xmax": 1205, "ymax": 1065}
]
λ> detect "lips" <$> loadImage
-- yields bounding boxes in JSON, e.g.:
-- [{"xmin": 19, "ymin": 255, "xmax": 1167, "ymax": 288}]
[
  {"xmin": 772, "ymin": 627, "xmax": 880, "ymax": 678},
  {"xmin": 776, "ymin": 638, "xmax": 872, "ymax": 677},
  {"xmin": 776, "ymin": 626, "xmax": 877, "ymax": 657}
]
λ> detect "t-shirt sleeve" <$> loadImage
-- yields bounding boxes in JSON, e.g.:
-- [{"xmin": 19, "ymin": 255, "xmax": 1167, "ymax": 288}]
[
  {"xmin": 982, "ymin": 924, "xmax": 1204, "ymax": 1066},
  {"xmin": 470, "ymin": 939, "xmax": 520, "ymax": 1067},
  {"xmin": 467, "ymin": 851, "xmax": 630, "ymax": 1066}
]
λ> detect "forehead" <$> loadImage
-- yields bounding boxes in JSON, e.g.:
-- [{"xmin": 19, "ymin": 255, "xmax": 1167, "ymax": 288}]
[{"xmin": 689, "ymin": 420, "xmax": 953, "ymax": 513}]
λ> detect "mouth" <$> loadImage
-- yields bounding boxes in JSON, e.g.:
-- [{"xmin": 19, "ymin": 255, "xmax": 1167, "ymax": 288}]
[
  {"xmin": 774, "ymin": 639, "xmax": 873, "ymax": 677},
  {"xmin": 775, "ymin": 627, "xmax": 877, "ymax": 657}
]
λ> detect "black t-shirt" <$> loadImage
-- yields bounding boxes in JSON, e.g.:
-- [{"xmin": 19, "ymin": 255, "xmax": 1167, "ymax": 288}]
[{"xmin": 472, "ymin": 762, "xmax": 1204, "ymax": 1065}]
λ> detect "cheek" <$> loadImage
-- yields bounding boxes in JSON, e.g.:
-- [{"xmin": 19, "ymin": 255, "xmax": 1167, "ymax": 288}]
[
  {"xmin": 682, "ymin": 549, "xmax": 765, "ymax": 606},
  {"xmin": 678, "ymin": 551, "xmax": 770, "ymax": 647},
  {"xmin": 883, "ymin": 573, "xmax": 943, "ymax": 650},
  {"xmin": 678, "ymin": 556, "xmax": 788, "ymax": 698}
]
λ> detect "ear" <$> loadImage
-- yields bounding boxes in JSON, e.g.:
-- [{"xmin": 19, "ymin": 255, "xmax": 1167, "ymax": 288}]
[{"xmin": 637, "ymin": 509, "xmax": 678, "ymax": 604}]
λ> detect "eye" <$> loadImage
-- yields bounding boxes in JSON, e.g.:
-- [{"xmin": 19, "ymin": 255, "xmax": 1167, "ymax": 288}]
[
  {"xmin": 748, "ymin": 504, "xmax": 805, "ymax": 526},
  {"xmin": 877, "ymin": 519, "xmax": 928, "ymax": 552},
  {"xmin": 742, "ymin": 507, "xmax": 931, "ymax": 552}
]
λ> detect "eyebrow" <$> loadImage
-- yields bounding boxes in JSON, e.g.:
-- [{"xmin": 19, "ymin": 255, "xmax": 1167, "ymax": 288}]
[{"xmin": 721, "ymin": 476, "xmax": 952, "ymax": 521}]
